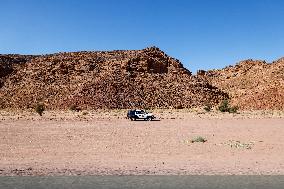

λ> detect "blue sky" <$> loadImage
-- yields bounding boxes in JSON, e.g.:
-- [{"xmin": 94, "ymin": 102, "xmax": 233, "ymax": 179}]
[{"xmin": 1, "ymin": 0, "xmax": 284, "ymax": 72}]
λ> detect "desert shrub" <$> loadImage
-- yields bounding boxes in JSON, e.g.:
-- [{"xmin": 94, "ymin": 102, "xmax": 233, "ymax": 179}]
[
  {"xmin": 223, "ymin": 140, "xmax": 254, "ymax": 149},
  {"xmin": 175, "ymin": 104, "xmax": 184, "ymax": 109},
  {"xmin": 229, "ymin": 106, "xmax": 238, "ymax": 113},
  {"xmin": 218, "ymin": 100, "xmax": 238, "ymax": 113},
  {"xmin": 191, "ymin": 136, "xmax": 207, "ymax": 143},
  {"xmin": 35, "ymin": 103, "xmax": 45, "ymax": 116},
  {"xmin": 82, "ymin": 111, "xmax": 88, "ymax": 115},
  {"xmin": 204, "ymin": 104, "xmax": 212, "ymax": 112},
  {"xmin": 69, "ymin": 104, "xmax": 81, "ymax": 112},
  {"xmin": 218, "ymin": 99, "xmax": 230, "ymax": 112}
]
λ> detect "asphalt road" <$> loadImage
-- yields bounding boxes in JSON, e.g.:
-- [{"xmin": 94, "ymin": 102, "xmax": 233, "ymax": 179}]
[{"xmin": 1, "ymin": 176, "xmax": 283, "ymax": 189}]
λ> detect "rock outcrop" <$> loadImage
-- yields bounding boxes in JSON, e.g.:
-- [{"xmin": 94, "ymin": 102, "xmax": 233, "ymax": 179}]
[
  {"xmin": 0, "ymin": 47, "xmax": 227, "ymax": 110},
  {"xmin": 205, "ymin": 58, "xmax": 284, "ymax": 110}
]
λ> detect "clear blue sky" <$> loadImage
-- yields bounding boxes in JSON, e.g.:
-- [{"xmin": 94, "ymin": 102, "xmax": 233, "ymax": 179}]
[{"xmin": 1, "ymin": 0, "xmax": 284, "ymax": 72}]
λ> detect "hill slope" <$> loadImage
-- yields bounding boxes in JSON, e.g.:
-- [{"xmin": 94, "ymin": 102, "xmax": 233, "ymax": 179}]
[
  {"xmin": 0, "ymin": 47, "xmax": 227, "ymax": 110},
  {"xmin": 205, "ymin": 58, "xmax": 284, "ymax": 110}
]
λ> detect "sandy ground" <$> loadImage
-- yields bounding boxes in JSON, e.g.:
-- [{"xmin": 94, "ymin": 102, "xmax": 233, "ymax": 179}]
[{"xmin": 0, "ymin": 109, "xmax": 284, "ymax": 175}]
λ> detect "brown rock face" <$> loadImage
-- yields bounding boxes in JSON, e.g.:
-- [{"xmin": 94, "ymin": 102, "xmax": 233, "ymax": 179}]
[
  {"xmin": 0, "ymin": 47, "xmax": 227, "ymax": 110},
  {"xmin": 0, "ymin": 55, "xmax": 36, "ymax": 88},
  {"xmin": 206, "ymin": 58, "xmax": 284, "ymax": 110}
]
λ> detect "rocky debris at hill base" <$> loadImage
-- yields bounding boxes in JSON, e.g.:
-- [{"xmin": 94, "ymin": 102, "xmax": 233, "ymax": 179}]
[
  {"xmin": 205, "ymin": 58, "xmax": 284, "ymax": 110},
  {"xmin": 0, "ymin": 47, "xmax": 227, "ymax": 110}
]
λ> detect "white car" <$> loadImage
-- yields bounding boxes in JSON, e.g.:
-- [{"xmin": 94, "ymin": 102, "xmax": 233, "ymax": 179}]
[{"xmin": 127, "ymin": 109, "xmax": 155, "ymax": 121}]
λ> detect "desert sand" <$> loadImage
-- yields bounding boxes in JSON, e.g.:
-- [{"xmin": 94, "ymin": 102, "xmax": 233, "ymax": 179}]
[{"xmin": 0, "ymin": 109, "xmax": 283, "ymax": 175}]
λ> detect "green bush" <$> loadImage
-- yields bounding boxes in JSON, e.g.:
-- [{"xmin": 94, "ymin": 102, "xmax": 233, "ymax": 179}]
[
  {"xmin": 229, "ymin": 106, "xmax": 238, "ymax": 113},
  {"xmin": 35, "ymin": 103, "xmax": 45, "ymax": 116},
  {"xmin": 218, "ymin": 100, "xmax": 238, "ymax": 113},
  {"xmin": 218, "ymin": 99, "xmax": 230, "ymax": 112}
]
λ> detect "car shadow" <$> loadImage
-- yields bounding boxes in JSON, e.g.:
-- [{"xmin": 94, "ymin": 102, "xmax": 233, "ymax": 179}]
[
  {"xmin": 151, "ymin": 119, "xmax": 160, "ymax": 121},
  {"xmin": 131, "ymin": 119, "xmax": 160, "ymax": 122}
]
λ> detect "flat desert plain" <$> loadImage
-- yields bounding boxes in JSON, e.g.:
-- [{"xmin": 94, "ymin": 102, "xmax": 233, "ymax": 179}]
[{"xmin": 0, "ymin": 110, "xmax": 283, "ymax": 175}]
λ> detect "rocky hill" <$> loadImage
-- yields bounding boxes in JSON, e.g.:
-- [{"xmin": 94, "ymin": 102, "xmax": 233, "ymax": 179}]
[
  {"xmin": 205, "ymin": 58, "xmax": 284, "ymax": 110},
  {"xmin": 0, "ymin": 47, "xmax": 227, "ymax": 110}
]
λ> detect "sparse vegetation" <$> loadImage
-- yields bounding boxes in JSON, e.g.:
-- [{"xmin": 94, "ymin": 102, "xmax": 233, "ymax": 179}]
[
  {"xmin": 69, "ymin": 104, "xmax": 81, "ymax": 112},
  {"xmin": 82, "ymin": 111, "xmax": 88, "ymax": 116},
  {"xmin": 204, "ymin": 104, "xmax": 212, "ymax": 112},
  {"xmin": 35, "ymin": 103, "xmax": 45, "ymax": 116},
  {"xmin": 218, "ymin": 99, "xmax": 238, "ymax": 113},
  {"xmin": 191, "ymin": 136, "xmax": 207, "ymax": 143},
  {"xmin": 222, "ymin": 140, "xmax": 254, "ymax": 149},
  {"xmin": 218, "ymin": 99, "xmax": 230, "ymax": 112},
  {"xmin": 229, "ymin": 105, "xmax": 238, "ymax": 113},
  {"xmin": 175, "ymin": 104, "xmax": 184, "ymax": 109}
]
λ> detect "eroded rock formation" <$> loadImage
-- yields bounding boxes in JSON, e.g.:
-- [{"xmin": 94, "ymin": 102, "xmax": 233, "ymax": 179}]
[
  {"xmin": 205, "ymin": 58, "xmax": 284, "ymax": 110},
  {"xmin": 0, "ymin": 47, "xmax": 227, "ymax": 110}
]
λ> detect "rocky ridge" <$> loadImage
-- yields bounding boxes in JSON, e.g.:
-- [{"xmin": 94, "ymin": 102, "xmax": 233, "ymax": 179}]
[
  {"xmin": 205, "ymin": 58, "xmax": 284, "ymax": 110},
  {"xmin": 0, "ymin": 47, "xmax": 227, "ymax": 110}
]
